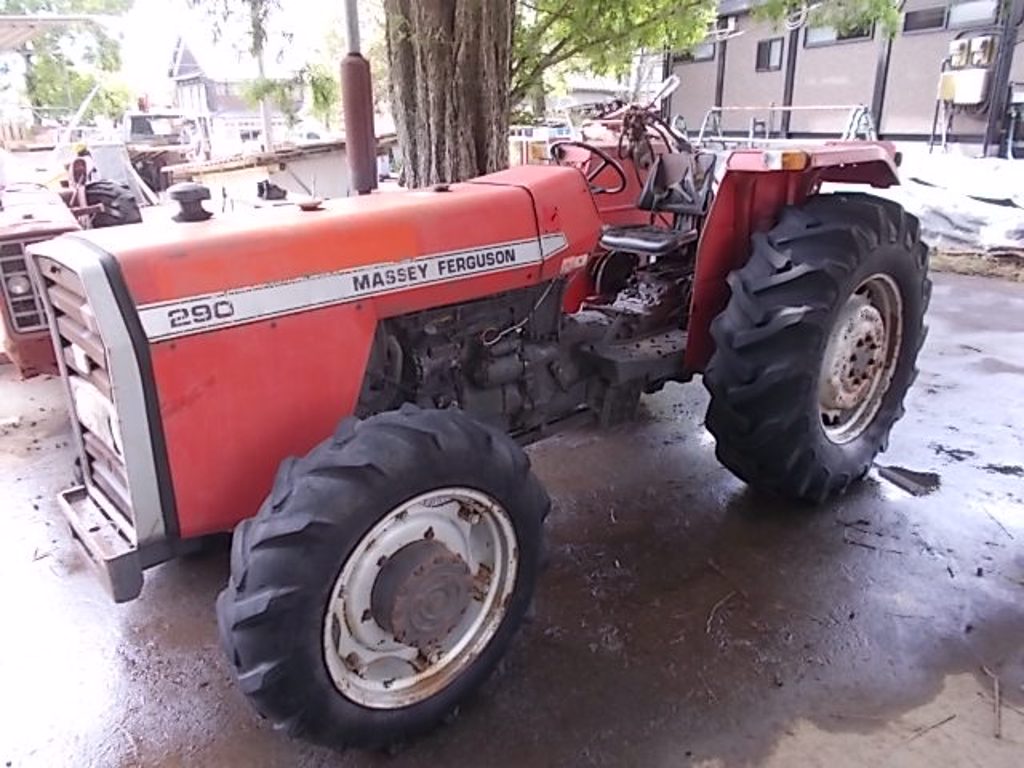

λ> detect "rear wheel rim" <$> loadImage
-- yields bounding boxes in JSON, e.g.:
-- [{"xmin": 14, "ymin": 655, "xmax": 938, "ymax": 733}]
[
  {"xmin": 819, "ymin": 273, "xmax": 903, "ymax": 444},
  {"xmin": 322, "ymin": 488, "xmax": 518, "ymax": 709}
]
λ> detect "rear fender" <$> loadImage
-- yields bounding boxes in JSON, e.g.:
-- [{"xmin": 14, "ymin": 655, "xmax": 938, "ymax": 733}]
[{"xmin": 685, "ymin": 143, "xmax": 900, "ymax": 371}]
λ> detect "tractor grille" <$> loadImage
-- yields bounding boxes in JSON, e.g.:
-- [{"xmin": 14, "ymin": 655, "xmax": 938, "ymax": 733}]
[
  {"xmin": 0, "ymin": 240, "xmax": 47, "ymax": 332},
  {"xmin": 37, "ymin": 257, "xmax": 133, "ymax": 531}
]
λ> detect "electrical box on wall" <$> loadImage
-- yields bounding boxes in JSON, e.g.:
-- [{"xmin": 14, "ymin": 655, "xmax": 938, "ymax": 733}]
[
  {"xmin": 948, "ymin": 40, "xmax": 970, "ymax": 69},
  {"xmin": 968, "ymin": 36, "xmax": 995, "ymax": 68},
  {"xmin": 951, "ymin": 69, "xmax": 990, "ymax": 105},
  {"xmin": 937, "ymin": 72, "xmax": 957, "ymax": 101}
]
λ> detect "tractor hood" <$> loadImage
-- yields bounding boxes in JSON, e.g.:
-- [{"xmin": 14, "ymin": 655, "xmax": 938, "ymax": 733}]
[{"xmin": 63, "ymin": 165, "xmax": 601, "ymax": 327}]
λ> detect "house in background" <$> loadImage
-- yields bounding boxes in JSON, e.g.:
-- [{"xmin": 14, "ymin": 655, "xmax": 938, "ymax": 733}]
[
  {"xmin": 167, "ymin": 36, "xmax": 303, "ymax": 156},
  {"xmin": 668, "ymin": 0, "xmax": 1024, "ymax": 154}
]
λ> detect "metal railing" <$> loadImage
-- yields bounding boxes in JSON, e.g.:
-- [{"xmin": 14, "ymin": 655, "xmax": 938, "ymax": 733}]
[{"xmin": 696, "ymin": 104, "xmax": 879, "ymax": 147}]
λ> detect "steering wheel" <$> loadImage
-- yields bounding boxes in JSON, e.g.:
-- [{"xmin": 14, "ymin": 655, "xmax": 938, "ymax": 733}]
[{"xmin": 549, "ymin": 140, "xmax": 628, "ymax": 195}]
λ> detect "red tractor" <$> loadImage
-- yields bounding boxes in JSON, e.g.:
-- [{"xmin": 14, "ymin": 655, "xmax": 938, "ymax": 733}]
[
  {"xmin": 2, "ymin": 152, "xmax": 142, "ymax": 377},
  {"xmin": 27, "ymin": 108, "xmax": 928, "ymax": 750},
  {"xmin": 1, "ymin": 183, "xmax": 79, "ymax": 377}
]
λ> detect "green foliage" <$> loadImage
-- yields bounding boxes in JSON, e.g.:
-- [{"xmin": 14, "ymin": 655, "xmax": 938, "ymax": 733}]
[
  {"xmin": 2, "ymin": 0, "xmax": 132, "ymax": 15},
  {"xmin": 240, "ymin": 75, "xmax": 302, "ymax": 126},
  {"xmin": 11, "ymin": 0, "xmax": 135, "ymax": 121},
  {"xmin": 512, "ymin": 0, "xmax": 717, "ymax": 102},
  {"xmin": 306, "ymin": 64, "xmax": 340, "ymax": 131},
  {"xmin": 24, "ymin": 52, "xmax": 130, "ymax": 120},
  {"xmin": 90, "ymin": 80, "xmax": 133, "ymax": 119},
  {"xmin": 239, "ymin": 65, "xmax": 340, "ymax": 130},
  {"xmin": 755, "ymin": 0, "xmax": 902, "ymax": 36}
]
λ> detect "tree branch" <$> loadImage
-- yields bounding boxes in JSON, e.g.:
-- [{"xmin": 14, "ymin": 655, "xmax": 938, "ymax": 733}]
[
  {"xmin": 511, "ymin": 0, "xmax": 573, "ymax": 79},
  {"xmin": 512, "ymin": 0, "xmax": 706, "ymax": 98}
]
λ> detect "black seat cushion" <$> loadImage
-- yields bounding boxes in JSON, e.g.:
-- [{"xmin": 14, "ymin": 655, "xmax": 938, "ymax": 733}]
[
  {"xmin": 599, "ymin": 225, "xmax": 698, "ymax": 256},
  {"xmin": 637, "ymin": 152, "xmax": 718, "ymax": 218}
]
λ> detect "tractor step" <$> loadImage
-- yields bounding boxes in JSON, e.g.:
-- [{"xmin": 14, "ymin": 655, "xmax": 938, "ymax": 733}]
[
  {"xmin": 58, "ymin": 485, "xmax": 144, "ymax": 603},
  {"xmin": 585, "ymin": 328, "xmax": 689, "ymax": 386}
]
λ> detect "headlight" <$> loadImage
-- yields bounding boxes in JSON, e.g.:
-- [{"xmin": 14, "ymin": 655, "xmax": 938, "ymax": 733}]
[{"xmin": 6, "ymin": 275, "xmax": 32, "ymax": 297}]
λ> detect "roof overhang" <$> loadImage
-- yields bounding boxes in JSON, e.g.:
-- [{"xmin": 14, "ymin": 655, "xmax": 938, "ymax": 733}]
[{"xmin": 0, "ymin": 15, "xmax": 95, "ymax": 51}]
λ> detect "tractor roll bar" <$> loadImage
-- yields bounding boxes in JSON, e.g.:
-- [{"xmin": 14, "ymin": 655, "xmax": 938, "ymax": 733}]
[{"xmin": 697, "ymin": 104, "xmax": 878, "ymax": 147}]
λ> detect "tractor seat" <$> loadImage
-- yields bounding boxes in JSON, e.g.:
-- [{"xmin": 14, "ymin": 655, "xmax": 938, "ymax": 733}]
[
  {"xmin": 599, "ymin": 224, "xmax": 698, "ymax": 257},
  {"xmin": 599, "ymin": 152, "xmax": 716, "ymax": 257}
]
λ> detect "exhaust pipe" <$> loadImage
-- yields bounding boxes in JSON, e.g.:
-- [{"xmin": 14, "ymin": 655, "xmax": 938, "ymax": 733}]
[{"xmin": 341, "ymin": 0, "xmax": 378, "ymax": 195}]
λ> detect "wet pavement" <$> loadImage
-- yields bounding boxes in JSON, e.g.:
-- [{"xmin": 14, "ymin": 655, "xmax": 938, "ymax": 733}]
[{"xmin": 1, "ymin": 271, "xmax": 1022, "ymax": 767}]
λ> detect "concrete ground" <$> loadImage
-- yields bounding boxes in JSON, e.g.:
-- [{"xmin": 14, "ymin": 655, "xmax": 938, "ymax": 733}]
[{"xmin": 1, "ymin": 271, "xmax": 1022, "ymax": 768}]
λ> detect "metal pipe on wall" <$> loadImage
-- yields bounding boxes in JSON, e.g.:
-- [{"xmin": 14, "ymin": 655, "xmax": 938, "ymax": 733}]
[
  {"xmin": 780, "ymin": 27, "xmax": 800, "ymax": 136},
  {"xmin": 982, "ymin": 0, "xmax": 1024, "ymax": 156}
]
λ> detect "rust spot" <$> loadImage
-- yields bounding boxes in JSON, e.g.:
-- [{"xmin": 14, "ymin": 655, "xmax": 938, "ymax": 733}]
[{"xmin": 457, "ymin": 505, "xmax": 481, "ymax": 525}]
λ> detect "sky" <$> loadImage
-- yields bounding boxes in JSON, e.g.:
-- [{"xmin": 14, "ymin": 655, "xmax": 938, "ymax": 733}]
[{"xmin": 113, "ymin": 0, "xmax": 380, "ymax": 100}]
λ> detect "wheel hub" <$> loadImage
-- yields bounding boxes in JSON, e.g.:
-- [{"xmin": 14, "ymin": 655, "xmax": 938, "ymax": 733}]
[
  {"xmin": 322, "ymin": 487, "xmax": 519, "ymax": 709},
  {"xmin": 818, "ymin": 273, "xmax": 904, "ymax": 445},
  {"xmin": 820, "ymin": 296, "xmax": 887, "ymax": 412},
  {"xmin": 370, "ymin": 540, "xmax": 473, "ymax": 652}
]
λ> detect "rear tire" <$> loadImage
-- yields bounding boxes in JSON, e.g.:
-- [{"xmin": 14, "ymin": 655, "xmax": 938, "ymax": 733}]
[
  {"xmin": 703, "ymin": 193, "xmax": 930, "ymax": 503},
  {"xmin": 217, "ymin": 405, "xmax": 549, "ymax": 750},
  {"xmin": 85, "ymin": 180, "xmax": 142, "ymax": 228}
]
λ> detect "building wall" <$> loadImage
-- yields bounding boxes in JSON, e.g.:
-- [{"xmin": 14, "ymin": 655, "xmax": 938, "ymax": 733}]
[
  {"xmin": 667, "ymin": 3, "xmax": 1024, "ymax": 143},
  {"xmin": 670, "ymin": 56, "xmax": 718, "ymax": 134},
  {"xmin": 789, "ymin": 31, "xmax": 877, "ymax": 134},
  {"xmin": 174, "ymin": 79, "xmax": 209, "ymax": 117},
  {"xmin": 720, "ymin": 14, "xmax": 786, "ymax": 131},
  {"xmin": 882, "ymin": 0, "xmax": 987, "ymax": 136},
  {"xmin": 1010, "ymin": 30, "xmax": 1024, "ymax": 83}
]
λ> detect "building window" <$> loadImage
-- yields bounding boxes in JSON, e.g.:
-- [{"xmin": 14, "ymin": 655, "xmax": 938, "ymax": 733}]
[
  {"xmin": 678, "ymin": 40, "xmax": 716, "ymax": 63},
  {"xmin": 804, "ymin": 24, "xmax": 874, "ymax": 47},
  {"xmin": 903, "ymin": 0, "xmax": 997, "ymax": 33},
  {"xmin": 903, "ymin": 7, "xmax": 948, "ymax": 32},
  {"xmin": 947, "ymin": 0, "xmax": 997, "ymax": 28},
  {"xmin": 755, "ymin": 38, "xmax": 784, "ymax": 72}
]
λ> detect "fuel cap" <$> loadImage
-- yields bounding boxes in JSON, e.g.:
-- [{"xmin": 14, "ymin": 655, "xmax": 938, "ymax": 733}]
[{"xmin": 168, "ymin": 182, "xmax": 213, "ymax": 222}]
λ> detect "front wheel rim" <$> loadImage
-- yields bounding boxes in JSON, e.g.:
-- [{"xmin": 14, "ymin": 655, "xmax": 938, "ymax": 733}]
[
  {"xmin": 322, "ymin": 488, "xmax": 518, "ymax": 709},
  {"xmin": 819, "ymin": 273, "xmax": 904, "ymax": 444}
]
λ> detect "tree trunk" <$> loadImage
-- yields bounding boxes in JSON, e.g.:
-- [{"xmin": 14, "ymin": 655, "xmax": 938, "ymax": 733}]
[
  {"xmin": 529, "ymin": 83, "xmax": 546, "ymax": 119},
  {"xmin": 256, "ymin": 50, "xmax": 274, "ymax": 151},
  {"xmin": 384, "ymin": 0, "xmax": 515, "ymax": 187}
]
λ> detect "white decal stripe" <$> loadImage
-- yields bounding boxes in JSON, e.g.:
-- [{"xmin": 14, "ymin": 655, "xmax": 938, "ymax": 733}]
[
  {"xmin": 540, "ymin": 232, "xmax": 568, "ymax": 258},
  {"xmin": 138, "ymin": 236, "xmax": 558, "ymax": 342}
]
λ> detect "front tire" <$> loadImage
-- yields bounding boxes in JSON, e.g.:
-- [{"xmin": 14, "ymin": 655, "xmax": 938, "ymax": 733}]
[
  {"xmin": 217, "ymin": 405, "xmax": 549, "ymax": 750},
  {"xmin": 703, "ymin": 193, "xmax": 930, "ymax": 503}
]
